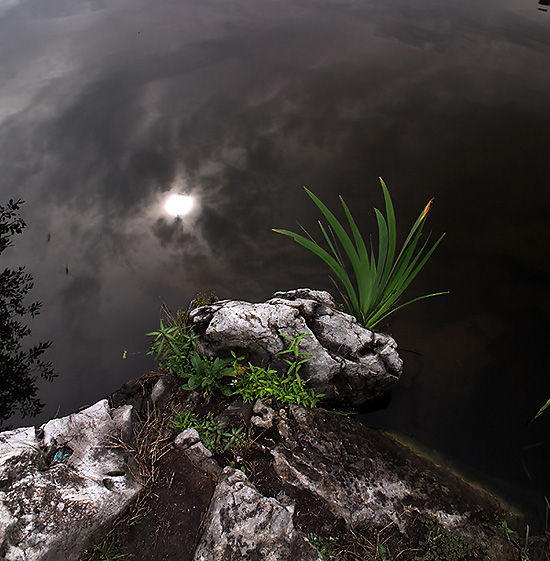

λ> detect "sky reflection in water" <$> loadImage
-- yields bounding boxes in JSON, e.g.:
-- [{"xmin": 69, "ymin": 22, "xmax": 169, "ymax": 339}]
[{"xmin": 0, "ymin": 0, "xmax": 549, "ymax": 526}]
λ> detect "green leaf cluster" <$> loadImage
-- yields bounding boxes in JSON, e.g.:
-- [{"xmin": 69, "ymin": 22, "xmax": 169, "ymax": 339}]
[
  {"xmin": 147, "ymin": 308, "xmax": 322, "ymax": 407},
  {"xmin": 273, "ymin": 178, "xmax": 446, "ymax": 328},
  {"xmin": 146, "ymin": 313, "xmax": 197, "ymax": 378},
  {"xmin": 183, "ymin": 353, "xmax": 235, "ymax": 396},
  {"xmin": 233, "ymin": 361, "xmax": 320, "ymax": 408},
  {"xmin": 148, "ymin": 315, "xmax": 235, "ymax": 396},
  {"xmin": 234, "ymin": 334, "xmax": 321, "ymax": 407}
]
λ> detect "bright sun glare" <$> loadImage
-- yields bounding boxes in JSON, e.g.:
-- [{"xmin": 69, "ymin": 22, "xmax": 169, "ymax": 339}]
[{"xmin": 165, "ymin": 193, "xmax": 194, "ymax": 216}]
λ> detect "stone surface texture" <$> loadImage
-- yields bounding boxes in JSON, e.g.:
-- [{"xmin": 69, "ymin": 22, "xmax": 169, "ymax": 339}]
[
  {"xmin": 262, "ymin": 405, "xmax": 516, "ymax": 561},
  {"xmin": 194, "ymin": 467, "xmax": 323, "ymax": 561},
  {"xmin": 251, "ymin": 399, "xmax": 276, "ymax": 429},
  {"xmin": 0, "ymin": 377, "xmax": 521, "ymax": 561},
  {"xmin": 0, "ymin": 400, "xmax": 140, "ymax": 561},
  {"xmin": 189, "ymin": 288, "xmax": 403, "ymax": 406}
]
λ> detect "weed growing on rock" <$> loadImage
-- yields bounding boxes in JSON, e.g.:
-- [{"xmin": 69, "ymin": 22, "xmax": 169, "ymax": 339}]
[
  {"xmin": 80, "ymin": 536, "xmax": 128, "ymax": 561},
  {"xmin": 148, "ymin": 305, "xmax": 322, "ymax": 407},
  {"xmin": 274, "ymin": 178, "xmax": 446, "ymax": 328},
  {"xmin": 298, "ymin": 522, "xmax": 408, "ymax": 561},
  {"xmin": 279, "ymin": 333, "xmax": 315, "ymax": 377},
  {"xmin": 147, "ymin": 305, "xmax": 197, "ymax": 378},
  {"xmin": 233, "ymin": 360, "xmax": 320, "ymax": 407},
  {"xmin": 182, "ymin": 352, "xmax": 235, "ymax": 396},
  {"xmin": 190, "ymin": 291, "xmax": 218, "ymax": 308},
  {"xmin": 170, "ymin": 409, "xmax": 199, "ymax": 435},
  {"xmin": 306, "ymin": 532, "xmax": 342, "ymax": 560},
  {"xmin": 499, "ymin": 499, "xmax": 550, "ymax": 561},
  {"xmin": 232, "ymin": 334, "xmax": 322, "ymax": 407}
]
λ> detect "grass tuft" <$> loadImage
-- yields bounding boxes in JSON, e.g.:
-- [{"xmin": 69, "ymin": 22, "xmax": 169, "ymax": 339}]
[{"xmin": 273, "ymin": 178, "xmax": 446, "ymax": 328}]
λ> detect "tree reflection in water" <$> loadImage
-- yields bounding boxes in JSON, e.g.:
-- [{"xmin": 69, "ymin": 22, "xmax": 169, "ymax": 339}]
[{"xmin": 0, "ymin": 200, "xmax": 55, "ymax": 428}]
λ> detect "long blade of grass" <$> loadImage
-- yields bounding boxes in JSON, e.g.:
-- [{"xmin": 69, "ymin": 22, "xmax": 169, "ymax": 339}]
[
  {"xmin": 370, "ymin": 233, "xmax": 444, "ymax": 324},
  {"xmin": 382, "ymin": 228, "xmax": 428, "ymax": 301},
  {"xmin": 529, "ymin": 397, "xmax": 550, "ymax": 424},
  {"xmin": 304, "ymin": 187, "xmax": 378, "ymax": 318},
  {"xmin": 330, "ymin": 277, "xmax": 360, "ymax": 317},
  {"xmin": 369, "ymin": 291, "xmax": 449, "ymax": 326},
  {"xmin": 328, "ymin": 275, "xmax": 360, "ymax": 317},
  {"xmin": 318, "ymin": 221, "xmax": 346, "ymax": 270},
  {"xmin": 340, "ymin": 197, "xmax": 377, "ymax": 312},
  {"xmin": 371, "ymin": 208, "xmax": 390, "ymax": 309},
  {"xmin": 303, "ymin": 188, "xmax": 366, "ymax": 283},
  {"xmin": 364, "ymin": 229, "xmax": 444, "ymax": 325},
  {"xmin": 365, "ymin": 236, "xmax": 446, "ymax": 327},
  {"xmin": 391, "ymin": 233, "xmax": 446, "ymax": 298},
  {"xmin": 378, "ymin": 178, "xmax": 397, "ymax": 287},
  {"xmin": 273, "ymin": 228, "xmax": 359, "ymax": 312},
  {"xmin": 340, "ymin": 197, "xmax": 370, "ymax": 267},
  {"xmin": 383, "ymin": 206, "xmax": 430, "ymax": 298},
  {"xmin": 392, "ymin": 198, "xmax": 433, "ymax": 269},
  {"xmin": 383, "ymin": 213, "xmax": 443, "ymax": 311}
]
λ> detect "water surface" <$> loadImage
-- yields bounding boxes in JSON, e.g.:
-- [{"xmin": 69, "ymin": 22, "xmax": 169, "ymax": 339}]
[{"xmin": 1, "ymin": 0, "xmax": 549, "ymax": 528}]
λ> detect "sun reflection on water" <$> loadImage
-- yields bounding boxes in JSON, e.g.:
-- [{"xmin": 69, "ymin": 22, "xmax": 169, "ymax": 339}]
[{"xmin": 164, "ymin": 193, "xmax": 194, "ymax": 216}]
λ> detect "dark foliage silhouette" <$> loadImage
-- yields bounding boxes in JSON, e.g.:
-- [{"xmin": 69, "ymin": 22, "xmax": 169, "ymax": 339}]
[{"xmin": 0, "ymin": 199, "xmax": 55, "ymax": 425}]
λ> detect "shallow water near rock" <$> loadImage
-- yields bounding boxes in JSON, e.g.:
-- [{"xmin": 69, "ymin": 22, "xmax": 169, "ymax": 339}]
[
  {"xmin": 0, "ymin": 0, "xmax": 549, "ymax": 532},
  {"xmin": 382, "ymin": 428, "xmax": 529, "ymax": 521}
]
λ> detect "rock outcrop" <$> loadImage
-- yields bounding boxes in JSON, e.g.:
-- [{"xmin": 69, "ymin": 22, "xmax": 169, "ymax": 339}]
[
  {"xmin": 190, "ymin": 288, "xmax": 403, "ymax": 407},
  {"xmin": 0, "ymin": 380, "xmax": 522, "ymax": 561},
  {"xmin": 0, "ymin": 400, "xmax": 141, "ymax": 561},
  {"xmin": 250, "ymin": 402, "xmax": 516, "ymax": 561}
]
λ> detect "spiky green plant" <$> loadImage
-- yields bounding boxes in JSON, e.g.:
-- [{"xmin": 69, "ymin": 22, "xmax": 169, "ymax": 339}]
[{"xmin": 273, "ymin": 178, "xmax": 446, "ymax": 328}]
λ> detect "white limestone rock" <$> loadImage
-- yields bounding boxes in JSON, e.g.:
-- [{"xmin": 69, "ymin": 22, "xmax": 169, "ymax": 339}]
[
  {"xmin": 251, "ymin": 400, "xmax": 276, "ymax": 429},
  {"xmin": 266, "ymin": 405, "xmax": 517, "ymax": 561},
  {"xmin": 194, "ymin": 467, "xmax": 323, "ymax": 561},
  {"xmin": 0, "ymin": 399, "xmax": 141, "ymax": 561},
  {"xmin": 189, "ymin": 288, "xmax": 403, "ymax": 407}
]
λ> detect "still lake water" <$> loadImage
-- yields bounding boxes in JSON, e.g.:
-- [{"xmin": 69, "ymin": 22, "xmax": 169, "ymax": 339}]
[{"xmin": 1, "ymin": 0, "xmax": 549, "ymax": 528}]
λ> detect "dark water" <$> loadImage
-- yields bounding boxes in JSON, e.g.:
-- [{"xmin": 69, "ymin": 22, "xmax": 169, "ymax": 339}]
[{"xmin": 1, "ymin": 0, "xmax": 549, "ymax": 529}]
